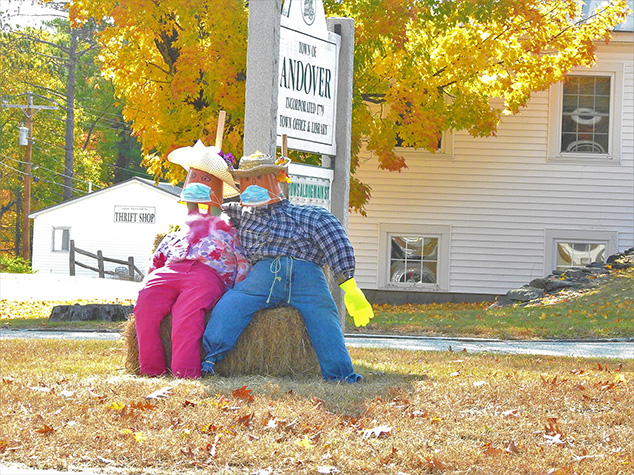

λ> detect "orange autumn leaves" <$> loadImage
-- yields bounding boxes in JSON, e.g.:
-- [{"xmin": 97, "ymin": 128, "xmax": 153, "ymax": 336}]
[{"xmin": 69, "ymin": 0, "xmax": 630, "ymax": 212}]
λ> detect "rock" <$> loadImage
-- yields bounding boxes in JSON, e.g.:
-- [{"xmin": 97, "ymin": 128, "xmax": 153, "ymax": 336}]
[
  {"xmin": 495, "ymin": 248, "xmax": 634, "ymax": 308},
  {"xmin": 49, "ymin": 304, "xmax": 133, "ymax": 322},
  {"xmin": 506, "ymin": 286, "xmax": 544, "ymax": 302}
]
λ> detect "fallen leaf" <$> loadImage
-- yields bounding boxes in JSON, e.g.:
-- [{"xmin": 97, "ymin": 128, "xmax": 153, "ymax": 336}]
[
  {"xmin": 263, "ymin": 414, "xmax": 278, "ymax": 430},
  {"xmin": 29, "ymin": 386, "xmax": 51, "ymax": 393},
  {"xmin": 207, "ymin": 434, "xmax": 220, "ymax": 458},
  {"xmin": 36, "ymin": 424, "xmax": 55, "ymax": 435},
  {"xmin": 500, "ymin": 409, "xmax": 519, "ymax": 418},
  {"xmin": 506, "ymin": 441, "xmax": 521, "ymax": 453},
  {"xmin": 296, "ymin": 435, "xmax": 313, "ymax": 449},
  {"xmin": 145, "ymin": 385, "xmax": 173, "ymax": 400},
  {"xmin": 482, "ymin": 442, "xmax": 505, "ymax": 456},
  {"xmin": 424, "ymin": 456, "xmax": 444, "ymax": 470},
  {"xmin": 232, "ymin": 385, "xmax": 254, "ymax": 402},
  {"xmin": 362, "ymin": 425, "xmax": 392, "ymax": 439},
  {"xmin": 544, "ymin": 433, "xmax": 565, "ymax": 445},
  {"xmin": 237, "ymin": 413, "xmax": 253, "ymax": 428},
  {"xmin": 572, "ymin": 454, "xmax": 603, "ymax": 462},
  {"xmin": 317, "ymin": 466, "xmax": 340, "ymax": 474}
]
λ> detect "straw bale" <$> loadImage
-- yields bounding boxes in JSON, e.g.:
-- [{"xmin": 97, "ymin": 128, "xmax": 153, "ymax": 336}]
[
  {"xmin": 216, "ymin": 306, "xmax": 320, "ymax": 377},
  {"xmin": 123, "ymin": 306, "xmax": 320, "ymax": 377}
]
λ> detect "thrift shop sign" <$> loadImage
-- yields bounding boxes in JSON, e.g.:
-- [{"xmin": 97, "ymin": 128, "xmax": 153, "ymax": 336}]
[{"xmin": 113, "ymin": 205, "xmax": 156, "ymax": 224}]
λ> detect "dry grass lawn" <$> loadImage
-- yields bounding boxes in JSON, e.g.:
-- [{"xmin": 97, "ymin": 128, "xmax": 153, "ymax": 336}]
[{"xmin": 1, "ymin": 338, "xmax": 632, "ymax": 474}]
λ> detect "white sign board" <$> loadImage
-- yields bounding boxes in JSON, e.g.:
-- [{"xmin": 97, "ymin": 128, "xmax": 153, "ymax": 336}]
[
  {"xmin": 287, "ymin": 162, "xmax": 333, "ymax": 211},
  {"xmin": 113, "ymin": 205, "xmax": 156, "ymax": 224},
  {"xmin": 277, "ymin": 0, "xmax": 339, "ymax": 155}
]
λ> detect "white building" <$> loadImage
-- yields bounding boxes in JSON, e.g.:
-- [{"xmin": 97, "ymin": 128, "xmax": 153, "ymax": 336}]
[
  {"xmin": 348, "ymin": 28, "xmax": 634, "ymax": 303},
  {"xmin": 29, "ymin": 178, "xmax": 184, "ymax": 278}
]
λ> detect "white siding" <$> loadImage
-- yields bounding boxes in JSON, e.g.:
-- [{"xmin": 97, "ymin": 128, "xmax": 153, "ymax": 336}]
[
  {"xmin": 30, "ymin": 180, "xmax": 185, "ymax": 278},
  {"xmin": 349, "ymin": 43, "xmax": 634, "ymax": 296}
]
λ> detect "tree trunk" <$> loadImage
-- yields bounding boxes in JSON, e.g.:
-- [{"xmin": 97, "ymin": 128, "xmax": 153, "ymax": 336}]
[{"xmin": 63, "ymin": 29, "xmax": 78, "ymax": 201}]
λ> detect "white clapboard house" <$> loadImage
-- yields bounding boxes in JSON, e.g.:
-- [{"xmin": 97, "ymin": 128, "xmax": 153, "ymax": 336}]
[
  {"xmin": 29, "ymin": 178, "xmax": 184, "ymax": 279},
  {"xmin": 348, "ymin": 14, "xmax": 634, "ymax": 303}
]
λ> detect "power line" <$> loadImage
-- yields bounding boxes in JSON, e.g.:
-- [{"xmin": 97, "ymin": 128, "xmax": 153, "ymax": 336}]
[
  {"xmin": 0, "ymin": 160, "xmax": 89, "ymax": 197},
  {"xmin": 2, "ymin": 152, "xmax": 104, "ymax": 191}
]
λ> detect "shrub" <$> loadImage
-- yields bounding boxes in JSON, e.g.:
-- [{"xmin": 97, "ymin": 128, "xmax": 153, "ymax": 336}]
[{"xmin": 0, "ymin": 253, "xmax": 34, "ymax": 273}]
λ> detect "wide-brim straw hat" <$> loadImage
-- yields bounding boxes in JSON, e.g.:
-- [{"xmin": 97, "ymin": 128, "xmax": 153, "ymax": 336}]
[
  {"xmin": 168, "ymin": 140, "xmax": 239, "ymax": 198},
  {"xmin": 231, "ymin": 151, "xmax": 291, "ymax": 179}
]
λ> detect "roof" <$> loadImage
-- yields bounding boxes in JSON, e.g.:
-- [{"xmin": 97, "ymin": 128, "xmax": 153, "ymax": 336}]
[{"xmin": 28, "ymin": 177, "xmax": 181, "ymax": 218}]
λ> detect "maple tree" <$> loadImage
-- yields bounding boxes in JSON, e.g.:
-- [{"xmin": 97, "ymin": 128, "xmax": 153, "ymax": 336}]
[
  {"xmin": 69, "ymin": 0, "xmax": 249, "ymax": 185},
  {"xmin": 69, "ymin": 0, "xmax": 629, "ymax": 212}
]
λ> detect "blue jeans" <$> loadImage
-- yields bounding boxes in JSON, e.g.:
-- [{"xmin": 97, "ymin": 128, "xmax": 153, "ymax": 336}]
[{"xmin": 202, "ymin": 257, "xmax": 362, "ymax": 383}]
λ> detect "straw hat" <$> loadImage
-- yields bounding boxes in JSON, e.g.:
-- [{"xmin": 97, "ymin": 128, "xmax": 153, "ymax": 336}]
[
  {"xmin": 231, "ymin": 151, "xmax": 291, "ymax": 179},
  {"xmin": 168, "ymin": 140, "xmax": 239, "ymax": 198}
]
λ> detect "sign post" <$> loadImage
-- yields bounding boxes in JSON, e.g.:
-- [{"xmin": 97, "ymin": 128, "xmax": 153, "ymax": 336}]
[
  {"xmin": 242, "ymin": 0, "xmax": 282, "ymax": 157},
  {"xmin": 242, "ymin": 0, "xmax": 354, "ymax": 326}
]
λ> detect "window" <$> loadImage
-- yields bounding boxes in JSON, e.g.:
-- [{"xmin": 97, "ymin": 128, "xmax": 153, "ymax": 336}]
[
  {"xmin": 545, "ymin": 229, "xmax": 617, "ymax": 274},
  {"xmin": 548, "ymin": 62, "xmax": 624, "ymax": 162},
  {"xmin": 379, "ymin": 223, "xmax": 450, "ymax": 290},
  {"xmin": 556, "ymin": 242, "xmax": 606, "ymax": 270},
  {"xmin": 390, "ymin": 236, "xmax": 438, "ymax": 284},
  {"xmin": 561, "ymin": 76, "xmax": 610, "ymax": 154},
  {"xmin": 52, "ymin": 227, "xmax": 70, "ymax": 252},
  {"xmin": 396, "ymin": 127, "xmax": 454, "ymax": 157}
]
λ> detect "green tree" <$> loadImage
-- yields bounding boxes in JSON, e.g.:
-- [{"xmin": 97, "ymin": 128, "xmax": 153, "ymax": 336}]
[{"xmin": 0, "ymin": 15, "xmax": 143, "ymax": 256}]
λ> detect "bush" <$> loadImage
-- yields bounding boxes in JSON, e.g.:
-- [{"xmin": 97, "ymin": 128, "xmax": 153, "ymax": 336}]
[{"xmin": 0, "ymin": 253, "xmax": 34, "ymax": 273}]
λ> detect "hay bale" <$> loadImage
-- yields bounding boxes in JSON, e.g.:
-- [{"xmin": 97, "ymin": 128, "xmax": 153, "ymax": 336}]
[
  {"xmin": 216, "ymin": 306, "xmax": 320, "ymax": 377},
  {"xmin": 122, "ymin": 314, "xmax": 175, "ymax": 375},
  {"xmin": 123, "ymin": 306, "xmax": 320, "ymax": 377}
]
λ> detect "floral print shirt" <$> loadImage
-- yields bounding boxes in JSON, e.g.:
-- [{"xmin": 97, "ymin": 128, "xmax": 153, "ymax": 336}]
[{"xmin": 148, "ymin": 216, "xmax": 250, "ymax": 290}]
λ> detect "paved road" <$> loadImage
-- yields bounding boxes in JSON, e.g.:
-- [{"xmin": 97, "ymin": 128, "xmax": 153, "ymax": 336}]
[
  {"xmin": 1, "ymin": 273, "xmax": 632, "ymax": 359},
  {"xmin": 1, "ymin": 329, "xmax": 632, "ymax": 359}
]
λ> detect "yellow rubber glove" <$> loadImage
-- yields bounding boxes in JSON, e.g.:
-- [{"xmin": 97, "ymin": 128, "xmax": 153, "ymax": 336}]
[{"xmin": 340, "ymin": 278, "xmax": 374, "ymax": 327}]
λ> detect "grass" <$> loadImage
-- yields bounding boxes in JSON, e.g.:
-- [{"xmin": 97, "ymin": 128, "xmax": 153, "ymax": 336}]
[
  {"xmin": 2, "ymin": 267, "xmax": 633, "ymax": 340},
  {"xmin": 350, "ymin": 267, "xmax": 634, "ymax": 340},
  {"xmin": 0, "ymin": 339, "xmax": 632, "ymax": 474},
  {"xmin": 0, "ymin": 269, "xmax": 632, "ymax": 473}
]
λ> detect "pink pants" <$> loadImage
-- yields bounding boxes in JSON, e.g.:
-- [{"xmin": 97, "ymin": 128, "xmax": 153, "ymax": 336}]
[{"xmin": 134, "ymin": 260, "xmax": 224, "ymax": 379}]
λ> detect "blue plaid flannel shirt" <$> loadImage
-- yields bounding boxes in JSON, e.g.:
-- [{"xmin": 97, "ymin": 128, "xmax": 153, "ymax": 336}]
[{"xmin": 223, "ymin": 200, "xmax": 355, "ymax": 282}]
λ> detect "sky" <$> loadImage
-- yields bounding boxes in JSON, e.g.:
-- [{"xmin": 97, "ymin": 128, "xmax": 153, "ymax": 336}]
[{"xmin": 0, "ymin": 0, "xmax": 67, "ymax": 29}]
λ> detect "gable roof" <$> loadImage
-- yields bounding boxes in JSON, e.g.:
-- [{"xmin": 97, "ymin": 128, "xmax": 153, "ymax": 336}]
[{"xmin": 28, "ymin": 177, "xmax": 181, "ymax": 218}]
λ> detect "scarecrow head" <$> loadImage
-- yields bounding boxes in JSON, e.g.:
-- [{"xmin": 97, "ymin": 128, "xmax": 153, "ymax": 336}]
[
  {"xmin": 231, "ymin": 151, "xmax": 291, "ymax": 207},
  {"xmin": 167, "ymin": 140, "xmax": 239, "ymax": 211}
]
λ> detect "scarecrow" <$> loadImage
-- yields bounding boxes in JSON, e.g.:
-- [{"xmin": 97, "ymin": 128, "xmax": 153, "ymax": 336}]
[
  {"xmin": 202, "ymin": 152, "xmax": 373, "ymax": 383},
  {"xmin": 134, "ymin": 140, "xmax": 250, "ymax": 379}
]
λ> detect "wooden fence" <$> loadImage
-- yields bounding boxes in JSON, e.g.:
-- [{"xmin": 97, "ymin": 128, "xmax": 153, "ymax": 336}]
[{"xmin": 69, "ymin": 240, "xmax": 144, "ymax": 281}]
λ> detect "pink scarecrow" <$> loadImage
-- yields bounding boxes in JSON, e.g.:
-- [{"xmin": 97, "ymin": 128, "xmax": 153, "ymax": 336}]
[{"xmin": 134, "ymin": 140, "xmax": 250, "ymax": 379}]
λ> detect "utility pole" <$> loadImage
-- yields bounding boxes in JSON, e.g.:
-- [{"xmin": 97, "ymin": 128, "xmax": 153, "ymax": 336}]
[{"xmin": 1, "ymin": 91, "xmax": 57, "ymax": 261}]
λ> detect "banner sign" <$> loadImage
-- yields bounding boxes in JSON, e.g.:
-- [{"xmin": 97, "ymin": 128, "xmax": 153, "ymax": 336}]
[
  {"xmin": 287, "ymin": 162, "xmax": 333, "ymax": 211},
  {"xmin": 113, "ymin": 205, "xmax": 156, "ymax": 224},
  {"xmin": 278, "ymin": 0, "xmax": 339, "ymax": 155}
]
